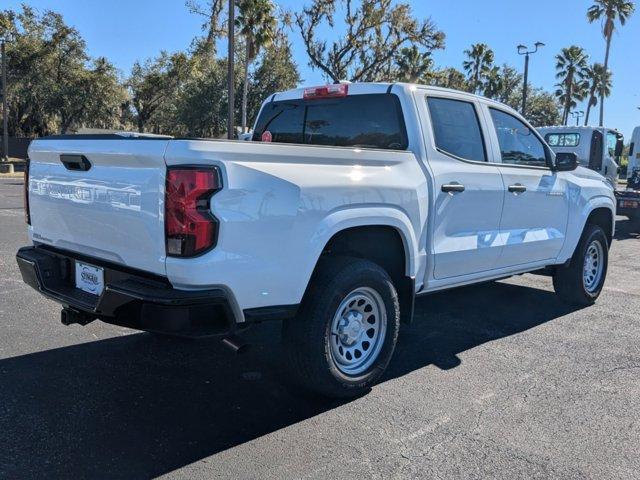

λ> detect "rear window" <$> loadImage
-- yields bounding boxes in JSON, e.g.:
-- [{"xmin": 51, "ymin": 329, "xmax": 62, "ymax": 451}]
[
  {"xmin": 545, "ymin": 133, "xmax": 580, "ymax": 147},
  {"xmin": 252, "ymin": 94, "xmax": 408, "ymax": 150}
]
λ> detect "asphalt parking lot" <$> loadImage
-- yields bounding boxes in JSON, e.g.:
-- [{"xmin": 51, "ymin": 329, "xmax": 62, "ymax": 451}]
[{"xmin": 1, "ymin": 176, "xmax": 639, "ymax": 479}]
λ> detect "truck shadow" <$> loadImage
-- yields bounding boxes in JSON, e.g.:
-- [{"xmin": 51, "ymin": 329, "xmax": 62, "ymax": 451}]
[{"xmin": 0, "ymin": 281, "xmax": 580, "ymax": 478}]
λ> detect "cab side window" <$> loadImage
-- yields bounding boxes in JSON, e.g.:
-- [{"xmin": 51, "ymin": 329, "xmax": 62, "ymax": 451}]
[
  {"xmin": 427, "ymin": 97, "xmax": 486, "ymax": 162},
  {"xmin": 490, "ymin": 108, "xmax": 548, "ymax": 167}
]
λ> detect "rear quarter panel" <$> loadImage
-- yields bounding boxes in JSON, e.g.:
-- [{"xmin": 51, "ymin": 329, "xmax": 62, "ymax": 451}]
[{"xmin": 164, "ymin": 140, "xmax": 427, "ymax": 314}]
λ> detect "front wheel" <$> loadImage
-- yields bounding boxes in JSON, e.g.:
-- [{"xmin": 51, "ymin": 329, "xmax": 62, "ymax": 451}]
[
  {"xmin": 553, "ymin": 224, "xmax": 609, "ymax": 306},
  {"xmin": 283, "ymin": 257, "xmax": 400, "ymax": 398}
]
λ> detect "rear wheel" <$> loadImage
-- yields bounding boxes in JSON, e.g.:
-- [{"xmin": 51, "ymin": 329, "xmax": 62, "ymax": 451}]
[
  {"xmin": 283, "ymin": 257, "xmax": 400, "ymax": 398},
  {"xmin": 553, "ymin": 224, "xmax": 608, "ymax": 306}
]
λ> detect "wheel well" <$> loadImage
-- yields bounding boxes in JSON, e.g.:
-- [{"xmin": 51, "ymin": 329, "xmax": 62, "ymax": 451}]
[
  {"xmin": 586, "ymin": 207, "xmax": 613, "ymax": 246},
  {"xmin": 318, "ymin": 226, "xmax": 415, "ymax": 324}
]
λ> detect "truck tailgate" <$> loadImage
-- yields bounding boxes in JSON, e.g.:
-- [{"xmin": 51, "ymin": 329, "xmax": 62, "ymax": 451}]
[{"xmin": 27, "ymin": 138, "xmax": 170, "ymax": 276}]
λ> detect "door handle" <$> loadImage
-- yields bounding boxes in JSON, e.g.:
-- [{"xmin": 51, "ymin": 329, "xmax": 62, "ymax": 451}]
[
  {"xmin": 441, "ymin": 183, "xmax": 465, "ymax": 193},
  {"xmin": 508, "ymin": 184, "xmax": 527, "ymax": 194},
  {"xmin": 60, "ymin": 154, "xmax": 91, "ymax": 172}
]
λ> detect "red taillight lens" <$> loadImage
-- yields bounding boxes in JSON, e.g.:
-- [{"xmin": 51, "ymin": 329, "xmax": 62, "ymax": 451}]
[
  {"xmin": 303, "ymin": 83, "xmax": 349, "ymax": 99},
  {"xmin": 24, "ymin": 159, "xmax": 31, "ymax": 225},
  {"xmin": 165, "ymin": 167, "xmax": 220, "ymax": 257}
]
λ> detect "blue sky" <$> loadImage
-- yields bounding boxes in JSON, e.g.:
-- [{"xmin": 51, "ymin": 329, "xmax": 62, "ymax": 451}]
[{"xmin": 5, "ymin": 0, "xmax": 640, "ymax": 139}]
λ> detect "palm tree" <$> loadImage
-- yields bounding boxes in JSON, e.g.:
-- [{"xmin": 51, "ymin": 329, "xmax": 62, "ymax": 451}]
[
  {"xmin": 583, "ymin": 63, "xmax": 612, "ymax": 125},
  {"xmin": 482, "ymin": 66, "xmax": 502, "ymax": 100},
  {"xmin": 462, "ymin": 43, "xmax": 495, "ymax": 94},
  {"xmin": 555, "ymin": 46, "xmax": 590, "ymax": 125},
  {"xmin": 430, "ymin": 67, "xmax": 469, "ymax": 91},
  {"xmin": 587, "ymin": 0, "xmax": 635, "ymax": 126},
  {"xmin": 236, "ymin": 0, "xmax": 277, "ymax": 132},
  {"xmin": 395, "ymin": 46, "xmax": 433, "ymax": 83}
]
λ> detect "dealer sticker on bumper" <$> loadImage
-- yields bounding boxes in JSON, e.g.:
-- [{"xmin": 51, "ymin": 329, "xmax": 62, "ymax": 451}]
[{"xmin": 75, "ymin": 261, "xmax": 104, "ymax": 296}]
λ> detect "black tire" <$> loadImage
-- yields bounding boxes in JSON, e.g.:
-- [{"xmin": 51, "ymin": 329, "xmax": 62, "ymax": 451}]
[
  {"xmin": 553, "ymin": 224, "xmax": 609, "ymax": 306},
  {"xmin": 283, "ymin": 256, "xmax": 400, "ymax": 398}
]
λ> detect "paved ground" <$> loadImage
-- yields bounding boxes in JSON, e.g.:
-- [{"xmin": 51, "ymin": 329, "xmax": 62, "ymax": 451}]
[{"xmin": 1, "ymin": 177, "xmax": 639, "ymax": 479}]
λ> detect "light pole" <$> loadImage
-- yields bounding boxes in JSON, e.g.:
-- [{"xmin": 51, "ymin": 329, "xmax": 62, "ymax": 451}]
[
  {"xmin": 1, "ymin": 37, "xmax": 9, "ymax": 163},
  {"xmin": 517, "ymin": 42, "xmax": 545, "ymax": 117},
  {"xmin": 227, "ymin": 0, "xmax": 235, "ymax": 140},
  {"xmin": 571, "ymin": 110, "xmax": 585, "ymax": 126}
]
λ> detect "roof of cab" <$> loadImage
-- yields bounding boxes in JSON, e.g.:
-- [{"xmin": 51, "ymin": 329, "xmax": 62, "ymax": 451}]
[
  {"xmin": 538, "ymin": 125, "xmax": 621, "ymax": 134},
  {"xmin": 269, "ymin": 81, "xmax": 519, "ymax": 115}
]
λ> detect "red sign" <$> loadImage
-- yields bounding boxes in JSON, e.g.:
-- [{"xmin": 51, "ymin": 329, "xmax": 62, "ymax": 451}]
[{"xmin": 261, "ymin": 131, "xmax": 273, "ymax": 143}]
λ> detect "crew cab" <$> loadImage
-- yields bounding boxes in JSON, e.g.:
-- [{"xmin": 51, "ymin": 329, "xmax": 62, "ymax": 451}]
[{"xmin": 17, "ymin": 83, "xmax": 616, "ymax": 398}]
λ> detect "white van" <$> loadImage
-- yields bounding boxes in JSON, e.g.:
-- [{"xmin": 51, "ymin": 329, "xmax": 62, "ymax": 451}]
[{"xmin": 538, "ymin": 126, "xmax": 623, "ymax": 188}]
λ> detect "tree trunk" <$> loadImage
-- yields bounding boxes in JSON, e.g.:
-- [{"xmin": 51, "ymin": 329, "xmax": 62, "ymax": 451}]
[
  {"xmin": 599, "ymin": 32, "xmax": 612, "ymax": 127},
  {"xmin": 137, "ymin": 116, "xmax": 144, "ymax": 133},
  {"xmin": 242, "ymin": 42, "xmax": 250, "ymax": 132},
  {"xmin": 563, "ymin": 74, "xmax": 573, "ymax": 125},
  {"xmin": 60, "ymin": 113, "xmax": 71, "ymax": 134},
  {"xmin": 584, "ymin": 98, "xmax": 592, "ymax": 126}
]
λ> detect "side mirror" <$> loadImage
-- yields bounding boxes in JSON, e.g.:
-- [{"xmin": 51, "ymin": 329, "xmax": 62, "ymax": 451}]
[
  {"xmin": 554, "ymin": 152, "xmax": 579, "ymax": 172},
  {"xmin": 615, "ymin": 138, "xmax": 624, "ymax": 157}
]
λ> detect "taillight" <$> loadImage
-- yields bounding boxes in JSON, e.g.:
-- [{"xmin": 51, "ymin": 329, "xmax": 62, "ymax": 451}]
[
  {"xmin": 24, "ymin": 159, "xmax": 31, "ymax": 225},
  {"xmin": 165, "ymin": 167, "xmax": 221, "ymax": 257},
  {"xmin": 303, "ymin": 83, "xmax": 349, "ymax": 99}
]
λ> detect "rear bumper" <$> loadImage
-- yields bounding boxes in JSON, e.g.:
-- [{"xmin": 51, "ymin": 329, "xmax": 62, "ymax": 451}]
[
  {"xmin": 16, "ymin": 246, "xmax": 238, "ymax": 337},
  {"xmin": 615, "ymin": 190, "xmax": 640, "ymax": 217}
]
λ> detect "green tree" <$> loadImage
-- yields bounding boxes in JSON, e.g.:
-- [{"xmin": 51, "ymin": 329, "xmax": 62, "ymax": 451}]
[
  {"xmin": 236, "ymin": 0, "xmax": 276, "ymax": 132},
  {"xmin": 554, "ymin": 46, "xmax": 589, "ymax": 125},
  {"xmin": 429, "ymin": 67, "xmax": 468, "ymax": 91},
  {"xmin": 167, "ymin": 55, "xmax": 245, "ymax": 138},
  {"xmin": 507, "ymin": 87, "xmax": 561, "ymax": 127},
  {"xmin": 0, "ymin": 6, "xmax": 126, "ymax": 135},
  {"xmin": 493, "ymin": 65, "xmax": 522, "ymax": 104},
  {"xmin": 186, "ymin": 0, "xmax": 226, "ymax": 56},
  {"xmin": 57, "ymin": 58, "xmax": 126, "ymax": 133},
  {"xmin": 172, "ymin": 59, "xmax": 228, "ymax": 137},
  {"xmin": 128, "ymin": 52, "xmax": 191, "ymax": 133},
  {"xmin": 587, "ymin": 0, "xmax": 635, "ymax": 126},
  {"xmin": 583, "ymin": 62, "xmax": 612, "ymax": 125},
  {"xmin": 482, "ymin": 65, "xmax": 502, "ymax": 99},
  {"xmin": 246, "ymin": 30, "xmax": 301, "ymax": 125},
  {"xmin": 1, "ymin": 6, "xmax": 57, "ymax": 136},
  {"xmin": 295, "ymin": 0, "xmax": 445, "ymax": 83},
  {"xmin": 393, "ymin": 45, "xmax": 433, "ymax": 83},
  {"xmin": 462, "ymin": 43, "xmax": 495, "ymax": 94}
]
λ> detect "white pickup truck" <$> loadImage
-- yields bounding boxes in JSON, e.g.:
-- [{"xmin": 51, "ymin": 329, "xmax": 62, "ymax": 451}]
[{"xmin": 17, "ymin": 83, "xmax": 616, "ymax": 398}]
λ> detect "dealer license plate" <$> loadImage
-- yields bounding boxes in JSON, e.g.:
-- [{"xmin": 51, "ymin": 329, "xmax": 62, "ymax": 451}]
[{"xmin": 75, "ymin": 261, "xmax": 105, "ymax": 296}]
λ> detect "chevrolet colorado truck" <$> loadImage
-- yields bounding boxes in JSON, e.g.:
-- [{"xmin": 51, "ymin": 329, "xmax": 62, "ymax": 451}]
[{"xmin": 17, "ymin": 83, "xmax": 616, "ymax": 398}]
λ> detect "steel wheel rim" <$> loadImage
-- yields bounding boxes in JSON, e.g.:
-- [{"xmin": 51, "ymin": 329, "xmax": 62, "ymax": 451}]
[
  {"xmin": 329, "ymin": 287, "xmax": 387, "ymax": 376},
  {"xmin": 583, "ymin": 239, "xmax": 604, "ymax": 293}
]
